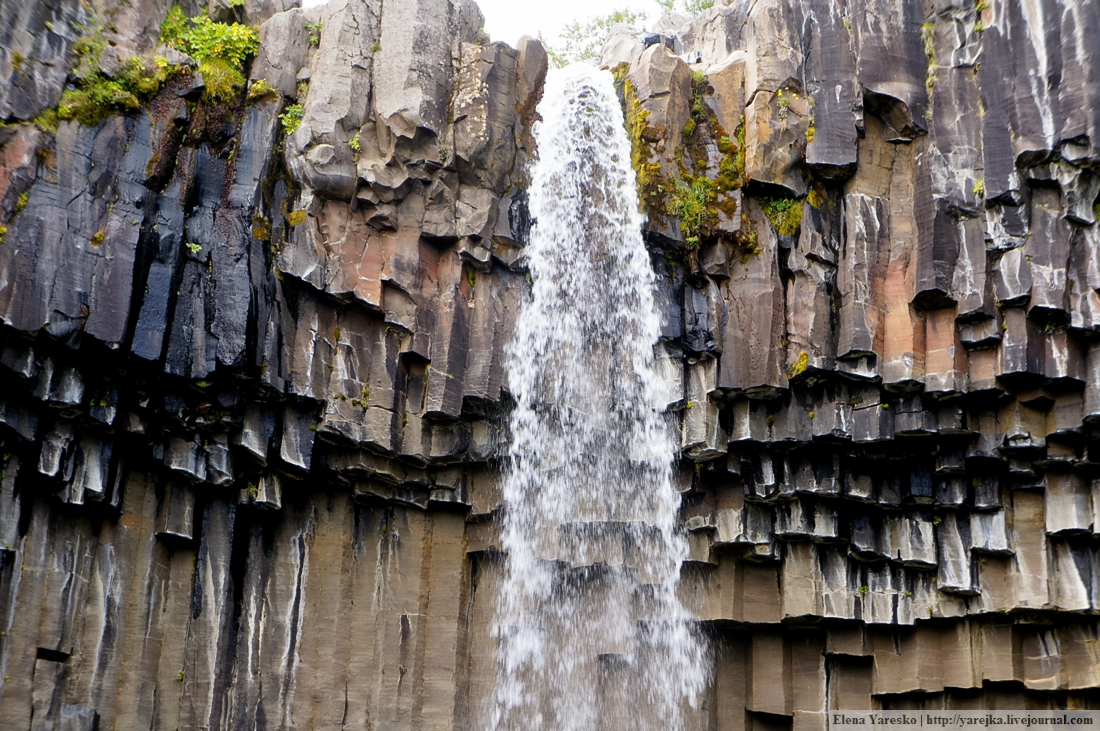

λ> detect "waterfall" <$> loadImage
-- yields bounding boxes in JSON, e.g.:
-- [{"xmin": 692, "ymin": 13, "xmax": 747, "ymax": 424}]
[{"xmin": 489, "ymin": 64, "xmax": 708, "ymax": 731}]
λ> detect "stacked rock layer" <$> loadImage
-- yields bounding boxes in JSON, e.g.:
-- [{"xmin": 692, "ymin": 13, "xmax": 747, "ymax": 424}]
[{"xmin": 0, "ymin": 0, "xmax": 1097, "ymax": 728}]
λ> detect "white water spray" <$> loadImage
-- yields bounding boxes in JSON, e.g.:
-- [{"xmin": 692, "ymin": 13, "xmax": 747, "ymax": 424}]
[{"xmin": 489, "ymin": 64, "xmax": 708, "ymax": 731}]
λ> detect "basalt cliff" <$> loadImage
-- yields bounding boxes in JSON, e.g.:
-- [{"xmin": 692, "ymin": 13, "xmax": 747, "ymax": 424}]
[{"xmin": 0, "ymin": 0, "xmax": 1098, "ymax": 729}]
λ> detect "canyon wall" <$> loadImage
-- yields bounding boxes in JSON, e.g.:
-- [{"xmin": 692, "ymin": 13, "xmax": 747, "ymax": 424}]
[{"xmin": 0, "ymin": 0, "xmax": 1098, "ymax": 728}]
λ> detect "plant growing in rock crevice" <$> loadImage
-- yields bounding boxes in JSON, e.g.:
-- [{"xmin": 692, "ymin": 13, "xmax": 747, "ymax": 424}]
[
  {"xmin": 279, "ymin": 104, "xmax": 304, "ymax": 134},
  {"xmin": 349, "ymin": 130, "xmax": 361, "ymax": 162},
  {"xmin": 670, "ymin": 175, "xmax": 716, "ymax": 247},
  {"xmin": 56, "ymin": 54, "xmax": 182, "ymax": 127},
  {"xmin": 305, "ymin": 21, "xmax": 323, "ymax": 48},
  {"xmin": 159, "ymin": 5, "xmax": 259, "ymax": 101},
  {"xmin": 762, "ymin": 197, "xmax": 802, "ymax": 236},
  {"xmin": 921, "ymin": 20, "xmax": 937, "ymax": 92},
  {"xmin": 40, "ymin": 5, "xmax": 260, "ymax": 130},
  {"xmin": 788, "ymin": 351, "xmax": 809, "ymax": 378}
]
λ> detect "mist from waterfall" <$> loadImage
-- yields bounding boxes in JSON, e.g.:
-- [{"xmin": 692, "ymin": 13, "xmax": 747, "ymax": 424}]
[{"xmin": 488, "ymin": 64, "xmax": 709, "ymax": 731}]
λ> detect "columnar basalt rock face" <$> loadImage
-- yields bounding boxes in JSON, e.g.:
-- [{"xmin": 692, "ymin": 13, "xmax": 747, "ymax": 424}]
[{"xmin": 0, "ymin": 0, "xmax": 1098, "ymax": 728}]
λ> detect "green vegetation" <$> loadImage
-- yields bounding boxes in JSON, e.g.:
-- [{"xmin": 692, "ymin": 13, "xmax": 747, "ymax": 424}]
[
  {"xmin": 788, "ymin": 351, "xmax": 809, "ymax": 378},
  {"xmin": 160, "ymin": 7, "xmax": 258, "ymax": 67},
  {"xmin": 286, "ymin": 210, "xmax": 307, "ymax": 226},
  {"xmin": 90, "ymin": 228, "xmax": 105, "ymax": 247},
  {"xmin": 185, "ymin": 242, "xmax": 201, "ymax": 254},
  {"xmin": 279, "ymin": 103, "xmax": 304, "ymax": 134},
  {"xmin": 617, "ymin": 72, "xmax": 666, "ymax": 218},
  {"xmin": 197, "ymin": 57, "xmax": 247, "ymax": 102},
  {"xmin": 160, "ymin": 5, "xmax": 259, "ymax": 101},
  {"xmin": 305, "ymin": 21, "xmax": 323, "ymax": 47},
  {"xmin": 762, "ymin": 197, "xmax": 802, "ymax": 236},
  {"xmin": 57, "ymin": 54, "xmax": 179, "ymax": 126},
  {"xmin": 670, "ymin": 175, "xmax": 715, "ymax": 247},
  {"xmin": 46, "ymin": 6, "xmax": 259, "ymax": 128},
  {"xmin": 807, "ymin": 186, "xmax": 825, "ymax": 210},
  {"xmin": 921, "ymin": 21, "xmax": 937, "ymax": 92},
  {"xmin": 776, "ymin": 87, "xmax": 792, "ymax": 119},
  {"xmin": 973, "ymin": 178, "xmax": 984, "ymax": 198},
  {"xmin": 247, "ymin": 78, "xmax": 278, "ymax": 103},
  {"xmin": 252, "ymin": 214, "xmax": 271, "ymax": 241},
  {"xmin": 656, "ymin": 0, "xmax": 715, "ymax": 12},
  {"xmin": 920, "ymin": 22, "xmax": 935, "ymax": 61},
  {"xmin": 13, "ymin": 192, "xmax": 27, "ymax": 216},
  {"xmin": 542, "ymin": 8, "xmax": 646, "ymax": 67},
  {"xmin": 349, "ymin": 130, "xmax": 361, "ymax": 161}
]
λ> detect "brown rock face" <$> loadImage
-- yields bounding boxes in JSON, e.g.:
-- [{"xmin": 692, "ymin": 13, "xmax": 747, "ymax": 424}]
[{"xmin": 1, "ymin": 0, "xmax": 1100, "ymax": 726}]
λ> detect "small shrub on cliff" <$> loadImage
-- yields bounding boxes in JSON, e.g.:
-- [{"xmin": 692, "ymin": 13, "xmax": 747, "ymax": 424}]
[
  {"xmin": 160, "ymin": 6, "xmax": 259, "ymax": 102},
  {"xmin": 656, "ymin": 0, "xmax": 715, "ymax": 13},
  {"xmin": 161, "ymin": 9, "xmax": 258, "ymax": 67},
  {"xmin": 279, "ymin": 104, "xmax": 304, "ymax": 134},
  {"xmin": 542, "ymin": 8, "xmax": 646, "ymax": 68},
  {"xmin": 305, "ymin": 21, "xmax": 323, "ymax": 48},
  {"xmin": 159, "ymin": 5, "xmax": 190, "ymax": 45}
]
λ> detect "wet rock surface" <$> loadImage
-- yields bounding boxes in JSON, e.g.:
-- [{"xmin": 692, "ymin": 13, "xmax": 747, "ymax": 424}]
[{"xmin": 0, "ymin": 0, "xmax": 1099, "ymax": 727}]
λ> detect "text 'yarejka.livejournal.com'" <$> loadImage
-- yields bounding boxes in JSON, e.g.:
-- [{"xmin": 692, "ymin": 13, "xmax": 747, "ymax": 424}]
[{"xmin": 829, "ymin": 712, "xmax": 1100, "ymax": 730}]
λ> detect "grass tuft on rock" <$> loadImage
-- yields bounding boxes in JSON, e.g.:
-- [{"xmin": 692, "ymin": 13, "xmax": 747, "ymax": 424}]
[
  {"xmin": 762, "ymin": 197, "xmax": 802, "ymax": 236},
  {"xmin": 670, "ymin": 175, "xmax": 716, "ymax": 248}
]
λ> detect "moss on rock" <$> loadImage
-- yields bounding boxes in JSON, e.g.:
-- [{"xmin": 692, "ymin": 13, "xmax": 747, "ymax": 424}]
[{"xmin": 762, "ymin": 197, "xmax": 802, "ymax": 236}]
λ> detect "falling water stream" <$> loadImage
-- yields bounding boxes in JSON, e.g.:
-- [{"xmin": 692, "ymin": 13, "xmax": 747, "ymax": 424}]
[{"xmin": 489, "ymin": 65, "xmax": 708, "ymax": 731}]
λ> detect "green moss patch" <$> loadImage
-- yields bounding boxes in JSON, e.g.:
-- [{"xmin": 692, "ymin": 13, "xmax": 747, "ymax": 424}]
[
  {"xmin": 762, "ymin": 197, "xmax": 802, "ymax": 236},
  {"xmin": 616, "ymin": 72, "xmax": 672, "ymax": 226},
  {"xmin": 670, "ymin": 174, "xmax": 716, "ymax": 247},
  {"xmin": 58, "ymin": 54, "xmax": 184, "ymax": 127}
]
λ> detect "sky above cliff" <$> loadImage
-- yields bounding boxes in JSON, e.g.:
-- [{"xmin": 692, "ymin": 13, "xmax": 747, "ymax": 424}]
[
  {"xmin": 472, "ymin": 0, "xmax": 662, "ymax": 47},
  {"xmin": 300, "ymin": 0, "xmax": 664, "ymax": 51}
]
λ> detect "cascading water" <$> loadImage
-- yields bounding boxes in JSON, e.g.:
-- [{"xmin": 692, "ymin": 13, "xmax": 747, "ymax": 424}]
[{"xmin": 489, "ymin": 65, "xmax": 708, "ymax": 731}]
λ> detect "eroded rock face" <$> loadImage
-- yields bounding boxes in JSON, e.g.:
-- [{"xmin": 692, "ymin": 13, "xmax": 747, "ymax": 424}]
[{"xmin": 1, "ymin": 0, "xmax": 1100, "ymax": 726}]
